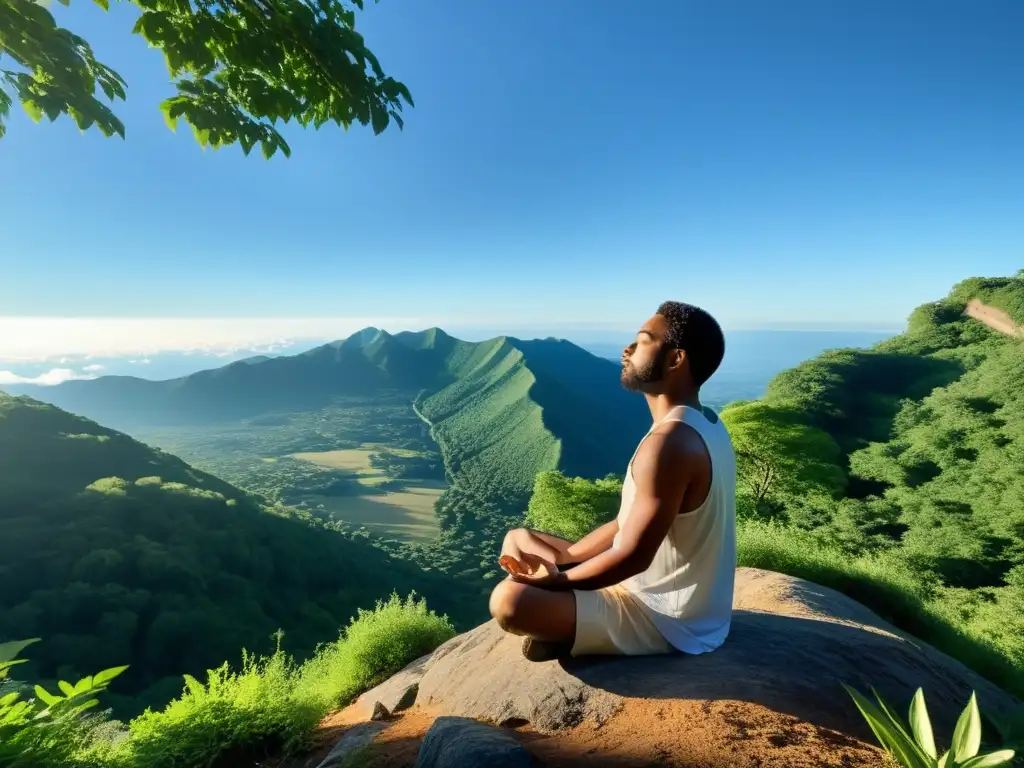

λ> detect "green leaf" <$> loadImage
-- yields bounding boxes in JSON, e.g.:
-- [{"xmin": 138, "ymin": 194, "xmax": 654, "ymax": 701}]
[
  {"xmin": 0, "ymin": 700, "xmax": 33, "ymax": 726},
  {"xmin": 92, "ymin": 665, "xmax": 128, "ymax": 687},
  {"xmin": 0, "ymin": 658, "xmax": 29, "ymax": 681},
  {"xmin": 161, "ymin": 104, "xmax": 180, "ymax": 132},
  {"xmin": 843, "ymin": 685, "xmax": 932, "ymax": 768},
  {"xmin": 958, "ymin": 751, "xmax": 1016, "ymax": 768},
  {"xmin": 0, "ymin": 692, "xmax": 20, "ymax": 707},
  {"xmin": 0, "ymin": 639, "xmax": 39, "ymax": 664},
  {"xmin": 938, "ymin": 750, "xmax": 950, "ymax": 768},
  {"xmin": 70, "ymin": 697, "xmax": 100, "ymax": 713},
  {"xmin": 909, "ymin": 688, "xmax": 937, "ymax": 758},
  {"xmin": 952, "ymin": 693, "xmax": 983, "ymax": 762},
  {"xmin": 57, "ymin": 680, "xmax": 76, "ymax": 697},
  {"xmin": 33, "ymin": 685, "xmax": 61, "ymax": 707}
]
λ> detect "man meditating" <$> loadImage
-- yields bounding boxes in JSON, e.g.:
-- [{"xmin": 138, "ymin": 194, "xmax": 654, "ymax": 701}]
[{"xmin": 491, "ymin": 301, "xmax": 737, "ymax": 661}]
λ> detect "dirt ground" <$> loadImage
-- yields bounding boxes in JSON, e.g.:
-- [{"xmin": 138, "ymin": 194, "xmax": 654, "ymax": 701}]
[
  {"xmin": 276, "ymin": 697, "xmax": 886, "ymax": 768},
  {"xmin": 965, "ymin": 298, "xmax": 1024, "ymax": 338}
]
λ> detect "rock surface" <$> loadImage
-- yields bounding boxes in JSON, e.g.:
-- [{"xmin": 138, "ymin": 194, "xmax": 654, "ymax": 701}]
[
  {"xmin": 414, "ymin": 716, "xmax": 537, "ymax": 768},
  {"xmin": 321, "ymin": 568, "xmax": 1019, "ymax": 766},
  {"xmin": 356, "ymin": 653, "xmax": 431, "ymax": 720},
  {"xmin": 410, "ymin": 568, "xmax": 1018, "ymax": 740},
  {"xmin": 315, "ymin": 721, "xmax": 390, "ymax": 768}
]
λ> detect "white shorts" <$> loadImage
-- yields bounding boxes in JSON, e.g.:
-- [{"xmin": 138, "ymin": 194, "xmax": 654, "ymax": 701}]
[{"xmin": 572, "ymin": 585, "xmax": 673, "ymax": 657}]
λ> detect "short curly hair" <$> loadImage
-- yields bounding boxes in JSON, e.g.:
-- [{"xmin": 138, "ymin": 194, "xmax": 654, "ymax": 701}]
[{"xmin": 656, "ymin": 301, "xmax": 725, "ymax": 387}]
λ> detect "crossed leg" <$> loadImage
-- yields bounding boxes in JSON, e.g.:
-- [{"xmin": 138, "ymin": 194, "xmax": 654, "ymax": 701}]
[{"xmin": 489, "ymin": 577, "xmax": 576, "ymax": 645}]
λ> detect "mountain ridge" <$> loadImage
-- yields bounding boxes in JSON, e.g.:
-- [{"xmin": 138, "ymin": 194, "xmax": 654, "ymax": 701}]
[{"xmin": 7, "ymin": 327, "xmax": 649, "ymax": 493}]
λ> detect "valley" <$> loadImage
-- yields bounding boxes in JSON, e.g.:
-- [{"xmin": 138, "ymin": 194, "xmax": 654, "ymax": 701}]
[
  {"xmin": 132, "ymin": 394, "xmax": 447, "ymax": 543},
  {"xmin": 12, "ymin": 330, "xmax": 648, "ymax": 565}
]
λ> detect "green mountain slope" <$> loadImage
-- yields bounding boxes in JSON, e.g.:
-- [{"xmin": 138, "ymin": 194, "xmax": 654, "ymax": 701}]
[
  {"xmin": 0, "ymin": 393, "xmax": 482, "ymax": 717},
  {"xmin": 726, "ymin": 272, "xmax": 1024, "ymax": 682}
]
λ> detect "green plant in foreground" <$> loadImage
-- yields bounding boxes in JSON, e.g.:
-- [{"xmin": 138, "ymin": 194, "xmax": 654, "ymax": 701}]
[
  {"xmin": 844, "ymin": 684, "xmax": 1015, "ymax": 767},
  {"xmin": 1, "ymin": 638, "xmax": 128, "ymax": 766},
  {"xmin": 987, "ymin": 706, "xmax": 1024, "ymax": 757}
]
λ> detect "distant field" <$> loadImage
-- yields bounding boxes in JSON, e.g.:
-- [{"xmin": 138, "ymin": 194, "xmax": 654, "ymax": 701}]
[
  {"xmin": 292, "ymin": 447, "xmax": 444, "ymax": 543},
  {"xmin": 137, "ymin": 400, "xmax": 446, "ymax": 544},
  {"xmin": 300, "ymin": 484, "xmax": 443, "ymax": 542},
  {"xmin": 290, "ymin": 448, "xmax": 385, "ymax": 474}
]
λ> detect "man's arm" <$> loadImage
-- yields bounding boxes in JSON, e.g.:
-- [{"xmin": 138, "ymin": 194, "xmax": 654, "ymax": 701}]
[
  {"xmin": 565, "ymin": 520, "xmax": 620, "ymax": 564},
  {"xmin": 505, "ymin": 520, "xmax": 619, "ymax": 567},
  {"xmin": 542, "ymin": 427, "xmax": 695, "ymax": 592}
]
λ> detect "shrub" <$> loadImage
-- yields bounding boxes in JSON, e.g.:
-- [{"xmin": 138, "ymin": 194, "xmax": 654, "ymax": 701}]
[
  {"xmin": 294, "ymin": 592, "xmax": 455, "ymax": 712},
  {"xmin": 119, "ymin": 593, "xmax": 453, "ymax": 767}
]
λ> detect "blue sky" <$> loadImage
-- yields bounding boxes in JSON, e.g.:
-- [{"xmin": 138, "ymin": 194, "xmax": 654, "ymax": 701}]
[{"xmin": 1, "ymin": 0, "xmax": 1022, "ymax": 340}]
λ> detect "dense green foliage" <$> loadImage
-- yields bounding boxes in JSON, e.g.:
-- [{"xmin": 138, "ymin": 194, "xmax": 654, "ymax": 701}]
[
  {"xmin": 720, "ymin": 400, "xmax": 846, "ymax": 519},
  {"xmin": 743, "ymin": 274, "xmax": 1024, "ymax": 680},
  {"xmin": 736, "ymin": 522, "xmax": 1024, "ymax": 698},
  {"xmin": 0, "ymin": 0, "xmax": 411, "ymax": 154},
  {"xmin": 2, "ymin": 594, "xmax": 452, "ymax": 768},
  {"xmin": 524, "ymin": 471, "xmax": 622, "ymax": 542},
  {"xmin": 0, "ymin": 394, "xmax": 479, "ymax": 717}
]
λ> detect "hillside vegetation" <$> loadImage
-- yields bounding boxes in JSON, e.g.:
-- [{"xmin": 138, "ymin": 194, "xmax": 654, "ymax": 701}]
[
  {"xmin": 528, "ymin": 273, "xmax": 1024, "ymax": 698},
  {"xmin": 735, "ymin": 274, "xmax": 1024, "ymax": 691},
  {"xmin": 0, "ymin": 394, "xmax": 481, "ymax": 717}
]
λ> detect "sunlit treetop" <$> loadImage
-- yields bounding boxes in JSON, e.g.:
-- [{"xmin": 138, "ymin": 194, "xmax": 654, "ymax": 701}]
[{"xmin": 0, "ymin": 0, "xmax": 413, "ymax": 157}]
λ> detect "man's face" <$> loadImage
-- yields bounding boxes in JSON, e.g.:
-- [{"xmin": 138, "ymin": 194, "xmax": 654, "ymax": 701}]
[{"xmin": 621, "ymin": 315, "xmax": 673, "ymax": 392}]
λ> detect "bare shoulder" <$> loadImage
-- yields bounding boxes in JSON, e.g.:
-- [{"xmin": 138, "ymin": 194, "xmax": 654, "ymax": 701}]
[{"xmin": 633, "ymin": 421, "xmax": 709, "ymax": 479}]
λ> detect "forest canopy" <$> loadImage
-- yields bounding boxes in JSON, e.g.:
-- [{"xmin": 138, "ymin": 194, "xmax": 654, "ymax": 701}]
[{"xmin": 0, "ymin": 0, "xmax": 411, "ymax": 155}]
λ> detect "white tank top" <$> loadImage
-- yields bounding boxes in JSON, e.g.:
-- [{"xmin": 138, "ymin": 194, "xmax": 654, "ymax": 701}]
[{"xmin": 613, "ymin": 404, "xmax": 737, "ymax": 654}]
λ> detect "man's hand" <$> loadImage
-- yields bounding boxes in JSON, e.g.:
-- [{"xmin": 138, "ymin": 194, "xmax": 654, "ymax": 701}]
[
  {"xmin": 499, "ymin": 528, "xmax": 560, "ymax": 577},
  {"xmin": 509, "ymin": 558, "xmax": 566, "ymax": 587}
]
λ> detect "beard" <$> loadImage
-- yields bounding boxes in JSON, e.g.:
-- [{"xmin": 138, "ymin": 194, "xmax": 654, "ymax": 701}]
[{"xmin": 620, "ymin": 346, "xmax": 670, "ymax": 392}]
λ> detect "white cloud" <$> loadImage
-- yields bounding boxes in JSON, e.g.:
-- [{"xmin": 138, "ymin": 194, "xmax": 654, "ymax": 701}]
[
  {"xmin": 0, "ymin": 368, "xmax": 97, "ymax": 386},
  {"xmin": 82, "ymin": 364, "xmax": 105, "ymax": 373},
  {"xmin": 0, "ymin": 316, "xmax": 445, "ymax": 364}
]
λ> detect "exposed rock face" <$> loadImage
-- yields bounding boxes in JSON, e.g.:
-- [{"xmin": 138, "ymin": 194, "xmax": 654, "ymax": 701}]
[
  {"xmin": 414, "ymin": 717, "xmax": 537, "ymax": 768},
  {"xmin": 356, "ymin": 653, "xmax": 431, "ymax": 720},
  {"xmin": 965, "ymin": 298, "xmax": 1024, "ymax": 337},
  {"xmin": 315, "ymin": 721, "xmax": 390, "ymax": 768},
  {"xmin": 338, "ymin": 568, "xmax": 1020, "ymax": 766}
]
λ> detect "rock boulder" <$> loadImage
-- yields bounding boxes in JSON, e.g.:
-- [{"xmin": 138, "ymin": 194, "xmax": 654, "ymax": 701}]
[
  {"xmin": 409, "ymin": 569, "xmax": 1017, "ymax": 738},
  {"xmin": 342, "ymin": 568, "xmax": 1019, "ymax": 766}
]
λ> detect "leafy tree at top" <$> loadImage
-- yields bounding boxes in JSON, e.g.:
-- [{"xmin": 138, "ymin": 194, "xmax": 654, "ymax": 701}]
[
  {"xmin": 0, "ymin": 0, "xmax": 412, "ymax": 157},
  {"xmin": 720, "ymin": 399, "xmax": 846, "ymax": 520}
]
